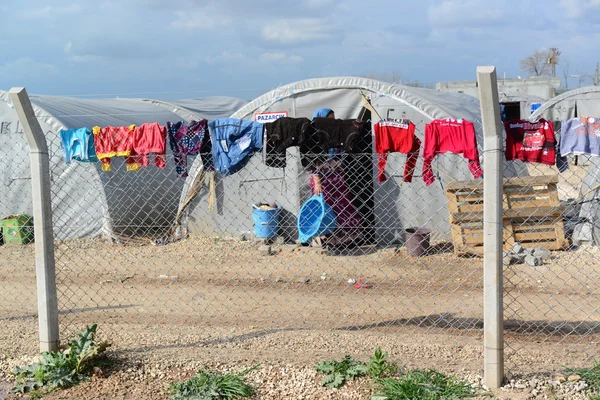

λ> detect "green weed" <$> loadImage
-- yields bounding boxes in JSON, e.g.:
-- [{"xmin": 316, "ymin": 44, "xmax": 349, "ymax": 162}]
[
  {"xmin": 367, "ymin": 347, "xmax": 398, "ymax": 379},
  {"xmin": 315, "ymin": 355, "xmax": 368, "ymax": 389},
  {"xmin": 169, "ymin": 366, "xmax": 257, "ymax": 399},
  {"xmin": 565, "ymin": 361, "xmax": 600, "ymax": 399},
  {"xmin": 373, "ymin": 368, "xmax": 490, "ymax": 400},
  {"xmin": 11, "ymin": 324, "xmax": 110, "ymax": 396}
]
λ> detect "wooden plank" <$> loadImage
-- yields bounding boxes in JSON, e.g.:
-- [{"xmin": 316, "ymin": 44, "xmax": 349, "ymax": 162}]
[
  {"xmin": 445, "ymin": 175, "xmax": 558, "ymax": 191},
  {"xmin": 547, "ymin": 182, "xmax": 561, "ymax": 207},
  {"xmin": 512, "ymin": 220, "xmax": 558, "ymax": 231},
  {"xmin": 514, "ymin": 231, "xmax": 559, "ymax": 241},
  {"xmin": 503, "ymin": 220, "xmax": 516, "ymax": 249},
  {"xmin": 456, "ymin": 192, "xmax": 485, "ymax": 202},
  {"xmin": 452, "ymin": 206, "xmax": 565, "ymax": 223}
]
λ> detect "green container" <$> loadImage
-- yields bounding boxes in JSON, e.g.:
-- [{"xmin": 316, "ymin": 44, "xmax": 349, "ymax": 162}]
[{"xmin": 2, "ymin": 214, "xmax": 34, "ymax": 245}]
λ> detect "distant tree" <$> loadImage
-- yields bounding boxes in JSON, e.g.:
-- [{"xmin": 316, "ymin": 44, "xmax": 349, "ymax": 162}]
[{"xmin": 519, "ymin": 49, "xmax": 552, "ymax": 77}]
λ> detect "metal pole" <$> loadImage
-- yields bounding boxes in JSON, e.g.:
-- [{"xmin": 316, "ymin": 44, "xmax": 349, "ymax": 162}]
[
  {"xmin": 476, "ymin": 67, "xmax": 504, "ymax": 389},
  {"xmin": 9, "ymin": 87, "xmax": 60, "ymax": 353}
]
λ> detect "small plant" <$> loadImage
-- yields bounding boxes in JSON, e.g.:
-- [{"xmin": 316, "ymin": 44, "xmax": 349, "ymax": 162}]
[
  {"xmin": 315, "ymin": 355, "xmax": 368, "ymax": 389},
  {"xmin": 11, "ymin": 324, "xmax": 110, "ymax": 395},
  {"xmin": 169, "ymin": 367, "xmax": 257, "ymax": 399},
  {"xmin": 373, "ymin": 368, "xmax": 489, "ymax": 400},
  {"xmin": 565, "ymin": 361, "xmax": 600, "ymax": 399},
  {"xmin": 367, "ymin": 347, "xmax": 398, "ymax": 379}
]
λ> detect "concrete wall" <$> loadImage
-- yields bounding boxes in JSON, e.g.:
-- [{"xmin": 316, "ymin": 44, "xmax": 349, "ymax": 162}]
[{"xmin": 436, "ymin": 77, "xmax": 561, "ymax": 101}]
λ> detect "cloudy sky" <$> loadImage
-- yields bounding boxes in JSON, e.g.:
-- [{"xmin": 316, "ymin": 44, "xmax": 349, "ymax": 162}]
[{"xmin": 0, "ymin": 0, "xmax": 598, "ymax": 100}]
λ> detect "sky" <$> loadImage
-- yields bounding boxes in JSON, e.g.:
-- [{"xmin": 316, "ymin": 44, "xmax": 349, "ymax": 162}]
[{"xmin": 0, "ymin": 0, "xmax": 599, "ymax": 101}]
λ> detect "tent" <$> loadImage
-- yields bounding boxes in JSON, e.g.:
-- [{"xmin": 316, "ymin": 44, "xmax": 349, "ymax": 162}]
[
  {"xmin": 178, "ymin": 76, "xmax": 524, "ymax": 244},
  {"xmin": 0, "ymin": 92, "xmax": 247, "ymax": 240},
  {"xmin": 498, "ymin": 92, "xmax": 545, "ymax": 120},
  {"xmin": 529, "ymin": 86, "xmax": 600, "ymax": 246}
]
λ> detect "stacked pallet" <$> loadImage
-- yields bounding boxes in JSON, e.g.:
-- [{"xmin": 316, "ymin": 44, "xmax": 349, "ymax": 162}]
[{"xmin": 445, "ymin": 175, "xmax": 569, "ymax": 256}]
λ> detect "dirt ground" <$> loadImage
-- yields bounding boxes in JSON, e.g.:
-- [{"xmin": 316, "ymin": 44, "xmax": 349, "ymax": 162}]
[{"xmin": 1, "ymin": 232, "xmax": 600, "ymax": 399}]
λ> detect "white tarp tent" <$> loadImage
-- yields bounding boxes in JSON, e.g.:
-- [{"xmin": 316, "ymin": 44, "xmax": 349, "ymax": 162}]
[
  {"xmin": 179, "ymin": 76, "xmax": 524, "ymax": 244},
  {"xmin": 530, "ymin": 87, "xmax": 600, "ymax": 246},
  {"xmin": 0, "ymin": 92, "xmax": 247, "ymax": 240}
]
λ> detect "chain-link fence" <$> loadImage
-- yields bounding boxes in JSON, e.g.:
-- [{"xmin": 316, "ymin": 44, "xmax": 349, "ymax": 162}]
[{"xmin": 3, "ymin": 88, "xmax": 600, "ymax": 385}]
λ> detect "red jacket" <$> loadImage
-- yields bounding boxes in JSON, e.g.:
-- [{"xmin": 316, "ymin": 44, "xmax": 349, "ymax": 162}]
[
  {"xmin": 504, "ymin": 119, "xmax": 555, "ymax": 165},
  {"xmin": 374, "ymin": 120, "xmax": 420, "ymax": 183},
  {"xmin": 422, "ymin": 119, "xmax": 482, "ymax": 186}
]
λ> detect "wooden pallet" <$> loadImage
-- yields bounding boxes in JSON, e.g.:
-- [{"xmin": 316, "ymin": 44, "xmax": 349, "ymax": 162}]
[{"xmin": 446, "ymin": 175, "xmax": 569, "ymax": 256}]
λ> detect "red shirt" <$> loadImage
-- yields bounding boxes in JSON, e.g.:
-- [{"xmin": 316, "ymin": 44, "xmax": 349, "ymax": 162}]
[
  {"xmin": 422, "ymin": 119, "xmax": 482, "ymax": 186},
  {"xmin": 504, "ymin": 119, "xmax": 555, "ymax": 165},
  {"xmin": 374, "ymin": 120, "xmax": 420, "ymax": 183}
]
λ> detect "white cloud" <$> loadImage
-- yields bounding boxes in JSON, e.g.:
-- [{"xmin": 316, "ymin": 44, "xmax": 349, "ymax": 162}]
[
  {"xmin": 64, "ymin": 41, "xmax": 73, "ymax": 54},
  {"xmin": 261, "ymin": 18, "xmax": 335, "ymax": 44},
  {"xmin": 0, "ymin": 58, "xmax": 58, "ymax": 79},
  {"xmin": 19, "ymin": 4, "xmax": 82, "ymax": 20},
  {"xmin": 259, "ymin": 52, "xmax": 304, "ymax": 64},
  {"xmin": 428, "ymin": 0, "xmax": 505, "ymax": 28}
]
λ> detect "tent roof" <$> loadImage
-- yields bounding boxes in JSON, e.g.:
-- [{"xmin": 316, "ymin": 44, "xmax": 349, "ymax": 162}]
[
  {"xmin": 498, "ymin": 92, "xmax": 545, "ymax": 103},
  {"xmin": 147, "ymin": 97, "xmax": 248, "ymax": 120},
  {"xmin": 232, "ymin": 76, "xmax": 482, "ymax": 122},
  {"xmin": 529, "ymin": 86, "xmax": 600, "ymax": 121}
]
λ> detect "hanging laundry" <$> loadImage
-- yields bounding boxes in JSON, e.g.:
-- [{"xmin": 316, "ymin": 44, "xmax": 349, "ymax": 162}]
[
  {"xmin": 208, "ymin": 118, "xmax": 264, "ymax": 176},
  {"xmin": 263, "ymin": 117, "xmax": 312, "ymax": 168},
  {"xmin": 93, "ymin": 125, "xmax": 137, "ymax": 171},
  {"xmin": 311, "ymin": 117, "xmax": 367, "ymax": 152},
  {"xmin": 504, "ymin": 118, "xmax": 556, "ymax": 165},
  {"xmin": 130, "ymin": 122, "xmax": 167, "ymax": 169},
  {"xmin": 374, "ymin": 119, "xmax": 421, "ymax": 183},
  {"xmin": 560, "ymin": 117, "xmax": 600, "ymax": 157},
  {"xmin": 300, "ymin": 117, "xmax": 368, "ymax": 170},
  {"xmin": 59, "ymin": 128, "xmax": 98, "ymax": 164},
  {"xmin": 167, "ymin": 120, "xmax": 209, "ymax": 177},
  {"xmin": 422, "ymin": 118, "xmax": 482, "ymax": 186}
]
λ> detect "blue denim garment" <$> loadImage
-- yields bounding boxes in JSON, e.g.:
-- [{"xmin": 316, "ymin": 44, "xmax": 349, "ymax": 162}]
[{"xmin": 208, "ymin": 118, "xmax": 264, "ymax": 176}]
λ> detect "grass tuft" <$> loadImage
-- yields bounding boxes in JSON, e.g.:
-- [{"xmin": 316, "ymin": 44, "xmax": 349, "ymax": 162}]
[{"xmin": 169, "ymin": 366, "xmax": 257, "ymax": 399}]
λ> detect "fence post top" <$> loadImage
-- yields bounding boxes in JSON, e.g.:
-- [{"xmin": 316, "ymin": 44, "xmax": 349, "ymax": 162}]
[
  {"xmin": 477, "ymin": 66, "xmax": 497, "ymax": 74},
  {"xmin": 9, "ymin": 87, "xmax": 27, "ymax": 94}
]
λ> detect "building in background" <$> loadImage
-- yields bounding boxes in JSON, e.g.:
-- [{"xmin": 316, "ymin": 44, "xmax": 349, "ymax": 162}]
[{"xmin": 436, "ymin": 77, "xmax": 561, "ymax": 120}]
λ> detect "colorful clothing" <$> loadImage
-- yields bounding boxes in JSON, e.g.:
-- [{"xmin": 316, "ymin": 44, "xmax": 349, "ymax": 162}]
[
  {"xmin": 560, "ymin": 117, "xmax": 600, "ymax": 157},
  {"xmin": 505, "ymin": 118, "xmax": 556, "ymax": 165},
  {"xmin": 208, "ymin": 118, "xmax": 264, "ymax": 176},
  {"xmin": 374, "ymin": 119, "xmax": 420, "ymax": 183},
  {"xmin": 59, "ymin": 128, "xmax": 98, "ymax": 164},
  {"xmin": 422, "ymin": 118, "xmax": 482, "ymax": 186},
  {"xmin": 310, "ymin": 159, "xmax": 362, "ymax": 247},
  {"xmin": 130, "ymin": 122, "xmax": 167, "ymax": 169},
  {"xmin": 92, "ymin": 125, "xmax": 137, "ymax": 171},
  {"xmin": 167, "ymin": 120, "xmax": 209, "ymax": 177}
]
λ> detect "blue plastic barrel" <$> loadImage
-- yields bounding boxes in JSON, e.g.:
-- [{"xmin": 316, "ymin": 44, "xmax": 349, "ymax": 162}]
[
  {"xmin": 297, "ymin": 195, "xmax": 337, "ymax": 243},
  {"xmin": 252, "ymin": 205, "xmax": 280, "ymax": 239}
]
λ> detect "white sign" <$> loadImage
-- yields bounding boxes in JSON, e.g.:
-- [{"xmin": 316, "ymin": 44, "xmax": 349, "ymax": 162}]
[{"xmin": 254, "ymin": 111, "xmax": 288, "ymax": 123}]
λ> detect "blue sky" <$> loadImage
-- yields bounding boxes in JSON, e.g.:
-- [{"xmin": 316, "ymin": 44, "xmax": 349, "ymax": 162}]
[{"xmin": 0, "ymin": 0, "xmax": 598, "ymax": 100}]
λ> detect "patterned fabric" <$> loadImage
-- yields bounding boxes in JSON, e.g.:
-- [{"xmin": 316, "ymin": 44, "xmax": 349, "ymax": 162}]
[
  {"xmin": 167, "ymin": 120, "xmax": 209, "ymax": 177},
  {"xmin": 310, "ymin": 159, "xmax": 362, "ymax": 247}
]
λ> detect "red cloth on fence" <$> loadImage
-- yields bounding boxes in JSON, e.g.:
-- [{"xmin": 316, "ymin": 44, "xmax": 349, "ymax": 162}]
[
  {"xmin": 129, "ymin": 123, "xmax": 167, "ymax": 169},
  {"xmin": 92, "ymin": 125, "xmax": 137, "ymax": 172},
  {"xmin": 504, "ymin": 119, "xmax": 556, "ymax": 166},
  {"xmin": 422, "ymin": 118, "xmax": 481, "ymax": 186},
  {"xmin": 374, "ymin": 120, "xmax": 420, "ymax": 183}
]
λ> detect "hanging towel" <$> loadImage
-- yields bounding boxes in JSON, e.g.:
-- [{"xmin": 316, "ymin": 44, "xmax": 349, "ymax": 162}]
[
  {"xmin": 60, "ymin": 128, "xmax": 98, "ymax": 164},
  {"xmin": 422, "ymin": 118, "xmax": 482, "ymax": 186},
  {"xmin": 504, "ymin": 118, "xmax": 556, "ymax": 166},
  {"xmin": 374, "ymin": 120, "xmax": 421, "ymax": 183}
]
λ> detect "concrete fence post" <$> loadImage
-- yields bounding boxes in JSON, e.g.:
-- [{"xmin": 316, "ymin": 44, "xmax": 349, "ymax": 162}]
[
  {"xmin": 476, "ymin": 67, "xmax": 504, "ymax": 389},
  {"xmin": 9, "ymin": 87, "xmax": 60, "ymax": 353}
]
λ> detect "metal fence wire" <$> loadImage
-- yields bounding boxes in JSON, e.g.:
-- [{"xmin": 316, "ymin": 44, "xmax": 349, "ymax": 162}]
[{"xmin": 2, "ymin": 108, "xmax": 600, "ymax": 382}]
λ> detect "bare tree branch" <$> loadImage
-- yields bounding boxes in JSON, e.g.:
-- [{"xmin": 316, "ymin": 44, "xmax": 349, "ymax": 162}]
[
  {"xmin": 520, "ymin": 50, "xmax": 552, "ymax": 77},
  {"xmin": 561, "ymin": 58, "xmax": 570, "ymax": 89}
]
